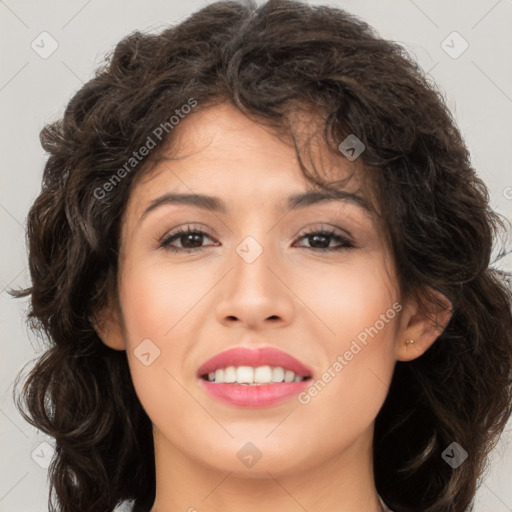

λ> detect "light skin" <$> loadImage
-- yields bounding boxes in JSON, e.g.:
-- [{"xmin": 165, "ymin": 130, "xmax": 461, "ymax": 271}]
[{"xmin": 95, "ymin": 102, "xmax": 452, "ymax": 512}]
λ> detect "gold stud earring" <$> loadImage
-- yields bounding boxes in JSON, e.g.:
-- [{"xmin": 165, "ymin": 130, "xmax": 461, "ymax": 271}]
[{"xmin": 405, "ymin": 338, "xmax": 415, "ymax": 348}]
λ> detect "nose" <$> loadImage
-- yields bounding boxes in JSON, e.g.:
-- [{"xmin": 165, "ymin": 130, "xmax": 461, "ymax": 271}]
[{"xmin": 215, "ymin": 236, "xmax": 295, "ymax": 331}]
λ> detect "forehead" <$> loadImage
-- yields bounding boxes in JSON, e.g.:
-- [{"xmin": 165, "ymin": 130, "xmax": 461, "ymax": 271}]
[{"xmin": 129, "ymin": 102, "xmax": 368, "ymax": 207}]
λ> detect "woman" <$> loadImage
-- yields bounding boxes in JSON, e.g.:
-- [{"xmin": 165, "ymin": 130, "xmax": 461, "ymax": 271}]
[{"xmin": 11, "ymin": 1, "xmax": 512, "ymax": 511}]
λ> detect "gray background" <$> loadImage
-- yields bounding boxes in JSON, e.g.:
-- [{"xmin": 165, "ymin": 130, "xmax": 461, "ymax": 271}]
[{"xmin": 1, "ymin": 1, "xmax": 511, "ymax": 511}]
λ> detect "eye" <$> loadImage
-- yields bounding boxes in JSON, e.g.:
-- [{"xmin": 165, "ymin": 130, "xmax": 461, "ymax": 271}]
[
  {"xmin": 293, "ymin": 225, "xmax": 355, "ymax": 252},
  {"xmin": 159, "ymin": 225, "xmax": 218, "ymax": 253}
]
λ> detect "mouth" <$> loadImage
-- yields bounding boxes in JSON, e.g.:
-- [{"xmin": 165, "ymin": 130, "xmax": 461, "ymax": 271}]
[{"xmin": 196, "ymin": 346, "xmax": 313, "ymax": 407}]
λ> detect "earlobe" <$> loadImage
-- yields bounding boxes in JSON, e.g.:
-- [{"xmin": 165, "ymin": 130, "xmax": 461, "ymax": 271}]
[
  {"xmin": 92, "ymin": 296, "xmax": 126, "ymax": 351},
  {"xmin": 396, "ymin": 287, "xmax": 453, "ymax": 362}
]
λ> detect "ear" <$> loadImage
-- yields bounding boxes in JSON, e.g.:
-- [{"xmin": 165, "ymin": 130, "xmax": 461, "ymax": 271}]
[
  {"xmin": 396, "ymin": 286, "xmax": 453, "ymax": 362},
  {"xmin": 91, "ymin": 293, "xmax": 126, "ymax": 351}
]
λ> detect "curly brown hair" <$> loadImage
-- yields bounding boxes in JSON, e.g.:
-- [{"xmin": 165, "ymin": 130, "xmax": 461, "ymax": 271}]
[{"xmin": 10, "ymin": 1, "xmax": 512, "ymax": 511}]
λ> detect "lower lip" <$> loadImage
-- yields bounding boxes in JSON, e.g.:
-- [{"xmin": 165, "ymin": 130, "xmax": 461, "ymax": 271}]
[{"xmin": 198, "ymin": 379, "xmax": 310, "ymax": 407}]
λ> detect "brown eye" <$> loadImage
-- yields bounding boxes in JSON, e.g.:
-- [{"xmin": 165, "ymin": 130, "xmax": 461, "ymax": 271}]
[
  {"xmin": 160, "ymin": 226, "xmax": 217, "ymax": 252},
  {"xmin": 294, "ymin": 228, "xmax": 354, "ymax": 251}
]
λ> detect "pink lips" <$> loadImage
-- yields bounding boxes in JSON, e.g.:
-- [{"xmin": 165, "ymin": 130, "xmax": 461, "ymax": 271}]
[{"xmin": 196, "ymin": 346, "xmax": 313, "ymax": 408}]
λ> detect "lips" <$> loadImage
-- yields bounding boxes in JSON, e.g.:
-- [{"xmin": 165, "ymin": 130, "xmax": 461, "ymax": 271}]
[
  {"xmin": 196, "ymin": 346, "xmax": 313, "ymax": 379},
  {"xmin": 196, "ymin": 346, "xmax": 314, "ymax": 407}
]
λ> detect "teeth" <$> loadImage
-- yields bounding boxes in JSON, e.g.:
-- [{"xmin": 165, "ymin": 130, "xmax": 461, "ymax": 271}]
[
  {"xmin": 204, "ymin": 365, "xmax": 307, "ymax": 384},
  {"xmin": 254, "ymin": 365, "xmax": 272, "ymax": 383},
  {"xmin": 284, "ymin": 370, "xmax": 295, "ymax": 383},
  {"xmin": 236, "ymin": 366, "xmax": 254, "ymax": 384},
  {"xmin": 272, "ymin": 366, "xmax": 284, "ymax": 382},
  {"xmin": 224, "ymin": 366, "xmax": 236, "ymax": 383}
]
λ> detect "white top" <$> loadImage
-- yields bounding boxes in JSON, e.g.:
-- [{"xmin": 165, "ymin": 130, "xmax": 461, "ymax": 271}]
[{"xmin": 378, "ymin": 493, "xmax": 394, "ymax": 512}]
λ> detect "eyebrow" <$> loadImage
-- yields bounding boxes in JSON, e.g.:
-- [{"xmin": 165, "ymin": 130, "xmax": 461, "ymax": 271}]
[{"xmin": 138, "ymin": 189, "xmax": 372, "ymax": 225}]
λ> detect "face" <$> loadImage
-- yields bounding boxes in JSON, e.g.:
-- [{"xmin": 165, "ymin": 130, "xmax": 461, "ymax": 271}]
[{"xmin": 100, "ymin": 102, "xmax": 413, "ymax": 478}]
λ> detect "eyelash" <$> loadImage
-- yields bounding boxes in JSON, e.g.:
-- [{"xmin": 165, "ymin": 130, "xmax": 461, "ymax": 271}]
[{"xmin": 159, "ymin": 224, "xmax": 355, "ymax": 253}]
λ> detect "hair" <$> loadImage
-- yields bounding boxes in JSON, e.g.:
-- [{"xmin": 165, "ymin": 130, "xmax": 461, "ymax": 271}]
[{"xmin": 9, "ymin": 1, "xmax": 512, "ymax": 511}]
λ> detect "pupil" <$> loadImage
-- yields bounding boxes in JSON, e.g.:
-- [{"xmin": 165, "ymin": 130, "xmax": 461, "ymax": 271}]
[
  {"xmin": 182, "ymin": 233, "xmax": 202, "ymax": 248},
  {"xmin": 310, "ymin": 234, "xmax": 329, "ymax": 248}
]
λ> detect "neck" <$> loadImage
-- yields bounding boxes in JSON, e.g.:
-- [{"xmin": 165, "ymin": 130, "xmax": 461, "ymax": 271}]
[{"xmin": 149, "ymin": 423, "xmax": 385, "ymax": 512}]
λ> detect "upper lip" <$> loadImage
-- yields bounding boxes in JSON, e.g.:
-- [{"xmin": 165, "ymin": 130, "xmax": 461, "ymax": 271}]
[{"xmin": 197, "ymin": 346, "xmax": 313, "ymax": 378}]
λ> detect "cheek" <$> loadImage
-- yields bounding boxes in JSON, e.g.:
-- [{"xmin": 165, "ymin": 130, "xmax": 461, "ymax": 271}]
[
  {"xmin": 294, "ymin": 255, "xmax": 398, "ymax": 420},
  {"xmin": 118, "ymin": 260, "xmax": 214, "ymax": 423},
  {"xmin": 119, "ymin": 259, "xmax": 209, "ymax": 342},
  {"xmin": 298, "ymin": 331, "xmax": 395, "ymax": 454},
  {"xmin": 295, "ymin": 253, "xmax": 398, "ymax": 343}
]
